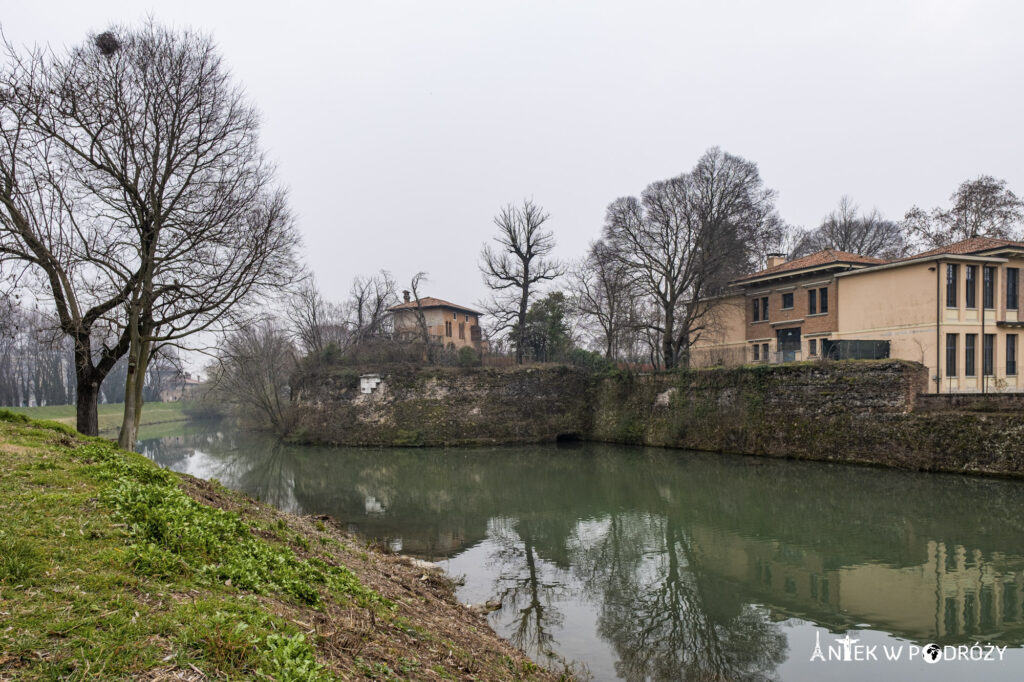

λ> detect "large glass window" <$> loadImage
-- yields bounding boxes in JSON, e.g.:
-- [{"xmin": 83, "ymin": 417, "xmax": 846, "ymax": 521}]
[
  {"xmin": 946, "ymin": 333, "xmax": 957, "ymax": 377},
  {"xmin": 984, "ymin": 266, "xmax": 995, "ymax": 309},
  {"xmin": 782, "ymin": 292, "xmax": 794, "ymax": 309},
  {"xmin": 752, "ymin": 299, "xmax": 760, "ymax": 322},
  {"xmin": 761, "ymin": 297, "xmax": 769, "ymax": 320},
  {"xmin": 965, "ymin": 334, "xmax": 977, "ymax": 376},
  {"xmin": 819, "ymin": 288, "xmax": 829, "ymax": 313},
  {"xmin": 1008, "ymin": 268, "xmax": 1019, "ymax": 310},
  {"xmin": 983, "ymin": 333, "xmax": 995, "ymax": 376},
  {"xmin": 966, "ymin": 266, "xmax": 977, "ymax": 308},
  {"xmin": 946, "ymin": 264, "xmax": 958, "ymax": 308},
  {"xmin": 809, "ymin": 289, "xmax": 817, "ymax": 315},
  {"xmin": 1008, "ymin": 334, "xmax": 1018, "ymax": 376}
]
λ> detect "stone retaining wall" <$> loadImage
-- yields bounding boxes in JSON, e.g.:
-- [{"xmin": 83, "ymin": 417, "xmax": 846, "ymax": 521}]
[{"xmin": 291, "ymin": 360, "xmax": 1024, "ymax": 477}]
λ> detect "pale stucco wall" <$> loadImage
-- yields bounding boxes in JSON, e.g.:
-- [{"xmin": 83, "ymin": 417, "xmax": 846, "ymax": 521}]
[
  {"xmin": 393, "ymin": 306, "xmax": 481, "ymax": 351},
  {"xmin": 690, "ymin": 293, "xmax": 748, "ymax": 367},
  {"xmin": 837, "ymin": 258, "xmax": 1024, "ymax": 393}
]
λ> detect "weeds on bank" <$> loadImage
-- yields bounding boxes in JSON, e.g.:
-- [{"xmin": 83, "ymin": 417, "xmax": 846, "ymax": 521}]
[
  {"xmin": 0, "ymin": 410, "xmax": 389, "ymax": 680},
  {"xmin": 87, "ymin": 439, "xmax": 387, "ymax": 610}
]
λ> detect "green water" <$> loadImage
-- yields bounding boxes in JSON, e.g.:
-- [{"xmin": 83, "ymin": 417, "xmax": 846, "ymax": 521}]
[{"xmin": 140, "ymin": 423, "xmax": 1024, "ymax": 681}]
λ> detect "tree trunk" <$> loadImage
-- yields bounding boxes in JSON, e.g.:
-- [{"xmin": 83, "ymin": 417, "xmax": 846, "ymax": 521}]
[
  {"xmin": 118, "ymin": 332, "xmax": 151, "ymax": 451},
  {"xmin": 516, "ymin": 288, "xmax": 529, "ymax": 365},
  {"xmin": 662, "ymin": 304, "xmax": 676, "ymax": 370},
  {"xmin": 75, "ymin": 377, "xmax": 100, "ymax": 436},
  {"xmin": 72, "ymin": 333, "xmax": 101, "ymax": 436}
]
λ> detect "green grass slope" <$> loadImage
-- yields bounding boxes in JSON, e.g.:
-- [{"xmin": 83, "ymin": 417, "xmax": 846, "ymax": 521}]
[
  {"xmin": 0, "ymin": 410, "xmax": 561, "ymax": 681},
  {"xmin": 4, "ymin": 402, "xmax": 194, "ymax": 436}
]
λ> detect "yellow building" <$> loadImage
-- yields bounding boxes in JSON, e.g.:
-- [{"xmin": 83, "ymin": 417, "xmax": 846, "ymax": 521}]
[
  {"xmin": 389, "ymin": 292, "xmax": 485, "ymax": 353},
  {"xmin": 693, "ymin": 238, "xmax": 1024, "ymax": 393}
]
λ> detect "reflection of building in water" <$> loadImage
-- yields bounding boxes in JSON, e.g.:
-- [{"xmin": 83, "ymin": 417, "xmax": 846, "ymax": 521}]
[
  {"xmin": 693, "ymin": 525, "xmax": 1024, "ymax": 643},
  {"xmin": 344, "ymin": 522, "xmax": 469, "ymax": 560}
]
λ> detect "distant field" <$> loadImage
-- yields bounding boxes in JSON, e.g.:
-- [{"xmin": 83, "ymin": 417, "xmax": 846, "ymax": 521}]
[{"xmin": 4, "ymin": 401, "xmax": 194, "ymax": 436}]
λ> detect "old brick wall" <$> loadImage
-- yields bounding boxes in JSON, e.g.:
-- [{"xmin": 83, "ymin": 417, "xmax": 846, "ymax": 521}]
[
  {"xmin": 914, "ymin": 392, "xmax": 1024, "ymax": 414},
  {"xmin": 291, "ymin": 360, "xmax": 1024, "ymax": 477},
  {"xmin": 290, "ymin": 364, "xmax": 593, "ymax": 447}
]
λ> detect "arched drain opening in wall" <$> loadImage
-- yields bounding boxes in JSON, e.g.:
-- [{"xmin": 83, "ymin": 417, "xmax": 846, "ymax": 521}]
[{"xmin": 555, "ymin": 432, "xmax": 582, "ymax": 444}]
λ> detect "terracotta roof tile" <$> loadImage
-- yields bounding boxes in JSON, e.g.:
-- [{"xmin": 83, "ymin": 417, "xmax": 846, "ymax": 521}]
[
  {"xmin": 733, "ymin": 249, "xmax": 887, "ymax": 283},
  {"xmin": 901, "ymin": 236, "xmax": 1024, "ymax": 261},
  {"xmin": 388, "ymin": 297, "xmax": 483, "ymax": 315}
]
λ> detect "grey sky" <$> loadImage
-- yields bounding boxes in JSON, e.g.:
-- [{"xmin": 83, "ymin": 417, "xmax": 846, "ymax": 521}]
[{"xmin": 5, "ymin": 1, "xmax": 1024, "ymax": 310}]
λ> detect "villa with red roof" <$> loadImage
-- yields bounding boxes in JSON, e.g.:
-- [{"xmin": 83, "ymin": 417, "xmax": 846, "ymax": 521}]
[
  {"xmin": 692, "ymin": 238, "xmax": 1024, "ymax": 393},
  {"xmin": 389, "ymin": 292, "xmax": 485, "ymax": 353}
]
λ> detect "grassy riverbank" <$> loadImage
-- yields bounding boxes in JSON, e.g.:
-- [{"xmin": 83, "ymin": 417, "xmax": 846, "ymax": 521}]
[
  {"xmin": 0, "ymin": 410, "xmax": 559, "ymax": 680},
  {"xmin": 4, "ymin": 401, "xmax": 194, "ymax": 437}
]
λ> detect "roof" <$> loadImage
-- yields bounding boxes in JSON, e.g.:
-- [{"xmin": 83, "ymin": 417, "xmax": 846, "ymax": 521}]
[
  {"xmin": 732, "ymin": 249, "xmax": 887, "ymax": 284},
  {"xmin": 900, "ymin": 236, "xmax": 1024, "ymax": 261},
  {"xmin": 388, "ymin": 297, "xmax": 483, "ymax": 316}
]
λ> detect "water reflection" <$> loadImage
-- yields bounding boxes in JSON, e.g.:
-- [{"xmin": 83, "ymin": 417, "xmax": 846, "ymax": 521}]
[{"xmin": 139, "ymin": 425, "xmax": 1024, "ymax": 680}]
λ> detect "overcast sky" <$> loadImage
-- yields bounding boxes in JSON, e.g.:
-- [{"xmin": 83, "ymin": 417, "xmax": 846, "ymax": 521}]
[{"xmin": 5, "ymin": 1, "xmax": 1024, "ymax": 310}]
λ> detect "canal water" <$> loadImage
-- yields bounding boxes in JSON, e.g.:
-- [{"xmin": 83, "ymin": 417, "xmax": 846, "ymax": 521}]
[{"xmin": 139, "ymin": 422, "xmax": 1024, "ymax": 681}]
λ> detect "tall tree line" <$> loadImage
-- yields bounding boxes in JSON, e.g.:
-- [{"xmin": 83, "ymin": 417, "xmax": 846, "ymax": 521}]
[
  {"xmin": 562, "ymin": 167, "xmax": 1024, "ymax": 368},
  {"xmin": 0, "ymin": 299, "xmax": 178, "ymax": 407}
]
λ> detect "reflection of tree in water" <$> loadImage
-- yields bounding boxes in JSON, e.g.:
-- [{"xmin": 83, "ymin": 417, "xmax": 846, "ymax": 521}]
[
  {"xmin": 488, "ymin": 517, "xmax": 570, "ymax": 667},
  {"xmin": 140, "ymin": 431, "xmax": 302, "ymax": 513},
  {"xmin": 231, "ymin": 440, "xmax": 302, "ymax": 512},
  {"xmin": 574, "ymin": 513, "xmax": 786, "ymax": 682},
  {"xmin": 139, "ymin": 430, "xmax": 1024, "ymax": 677}
]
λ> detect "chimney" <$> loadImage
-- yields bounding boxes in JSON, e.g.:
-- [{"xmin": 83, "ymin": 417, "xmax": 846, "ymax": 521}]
[
  {"xmin": 766, "ymin": 253, "xmax": 787, "ymax": 269},
  {"xmin": 402, "ymin": 290, "xmax": 411, "ymax": 303}
]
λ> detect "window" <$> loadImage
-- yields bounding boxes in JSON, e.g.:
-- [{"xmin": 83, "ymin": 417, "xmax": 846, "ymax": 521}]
[
  {"xmin": 819, "ymin": 288, "xmax": 829, "ymax": 313},
  {"xmin": 984, "ymin": 266, "xmax": 995, "ymax": 309},
  {"xmin": 762, "ymin": 342, "xmax": 769, "ymax": 360},
  {"xmin": 1008, "ymin": 268, "xmax": 1019, "ymax": 310},
  {"xmin": 458, "ymin": 323, "xmax": 465, "ymax": 340},
  {"xmin": 753, "ymin": 344, "xmax": 760, "ymax": 361},
  {"xmin": 1009, "ymin": 334, "xmax": 1018, "ymax": 376},
  {"xmin": 452, "ymin": 312, "xmax": 457, "ymax": 319},
  {"xmin": 752, "ymin": 299, "xmax": 760, "ymax": 322},
  {"xmin": 761, "ymin": 296, "xmax": 769, "ymax": 320},
  {"xmin": 809, "ymin": 289, "xmax": 817, "ymax": 315},
  {"xmin": 946, "ymin": 334, "xmax": 957, "ymax": 377},
  {"xmin": 946, "ymin": 264, "xmax": 959, "ymax": 308},
  {"xmin": 983, "ymin": 334, "xmax": 995, "ymax": 376},
  {"xmin": 781, "ymin": 292, "xmax": 794, "ymax": 309},
  {"xmin": 965, "ymin": 334, "xmax": 977, "ymax": 376},
  {"xmin": 809, "ymin": 339, "xmax": 817, "ymax": 356},
  {"xmin": 445, "ymin": 321, "xmax": 452, "ymax": 337},
  {"xmin": 966, "ymin": 265, "xmax": 977, "ymax": 308}
]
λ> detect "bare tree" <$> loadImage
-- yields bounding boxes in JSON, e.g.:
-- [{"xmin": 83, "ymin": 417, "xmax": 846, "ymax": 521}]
[
  {"xmin": 569, "ymin": 241, "xmax": 641, "ymax": 360},
  {"xmin": 604, "ymin": 149, "xmax": 782, "ymax": 369},
  {"xmin": 903, "ymin": 175, "xmax": 1024, "ymax": 249},
  {"xmin": 480, "ymin": 199, "xmax": 563, "ymax": 364},
  {"xmin": 406, "ymin": 271, "xmax": 434, "ymax": 360},
  {"xmin": 0, "ymin": 53, "xmax": 136, "ymax": 433},
  {"xmin": 288, "ymin": 281, "xmax": 326, "ymax": 356},
  {"xmin": 3, "ymin": 23, "xmax": 301, "ymax": 444},
  {"xmin": 791, "ymin": 196, "xmax": 909, "ymax": 259},
  {"xmin": 208, "ymin": 319, "xmax": 298, "ymax": 435},
  {"xmin": 0, "ymin": 302, "xmax": 76, "ymax": 407},
  {"xmin": 344, "ymin": 270, "xmax": 398, "ymax": 346}
]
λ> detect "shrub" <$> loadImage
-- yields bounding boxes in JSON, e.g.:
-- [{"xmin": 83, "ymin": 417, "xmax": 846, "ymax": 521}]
[{"xmin": 457, "ymin": 346, "xmax": 480, "ymax": 367}]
